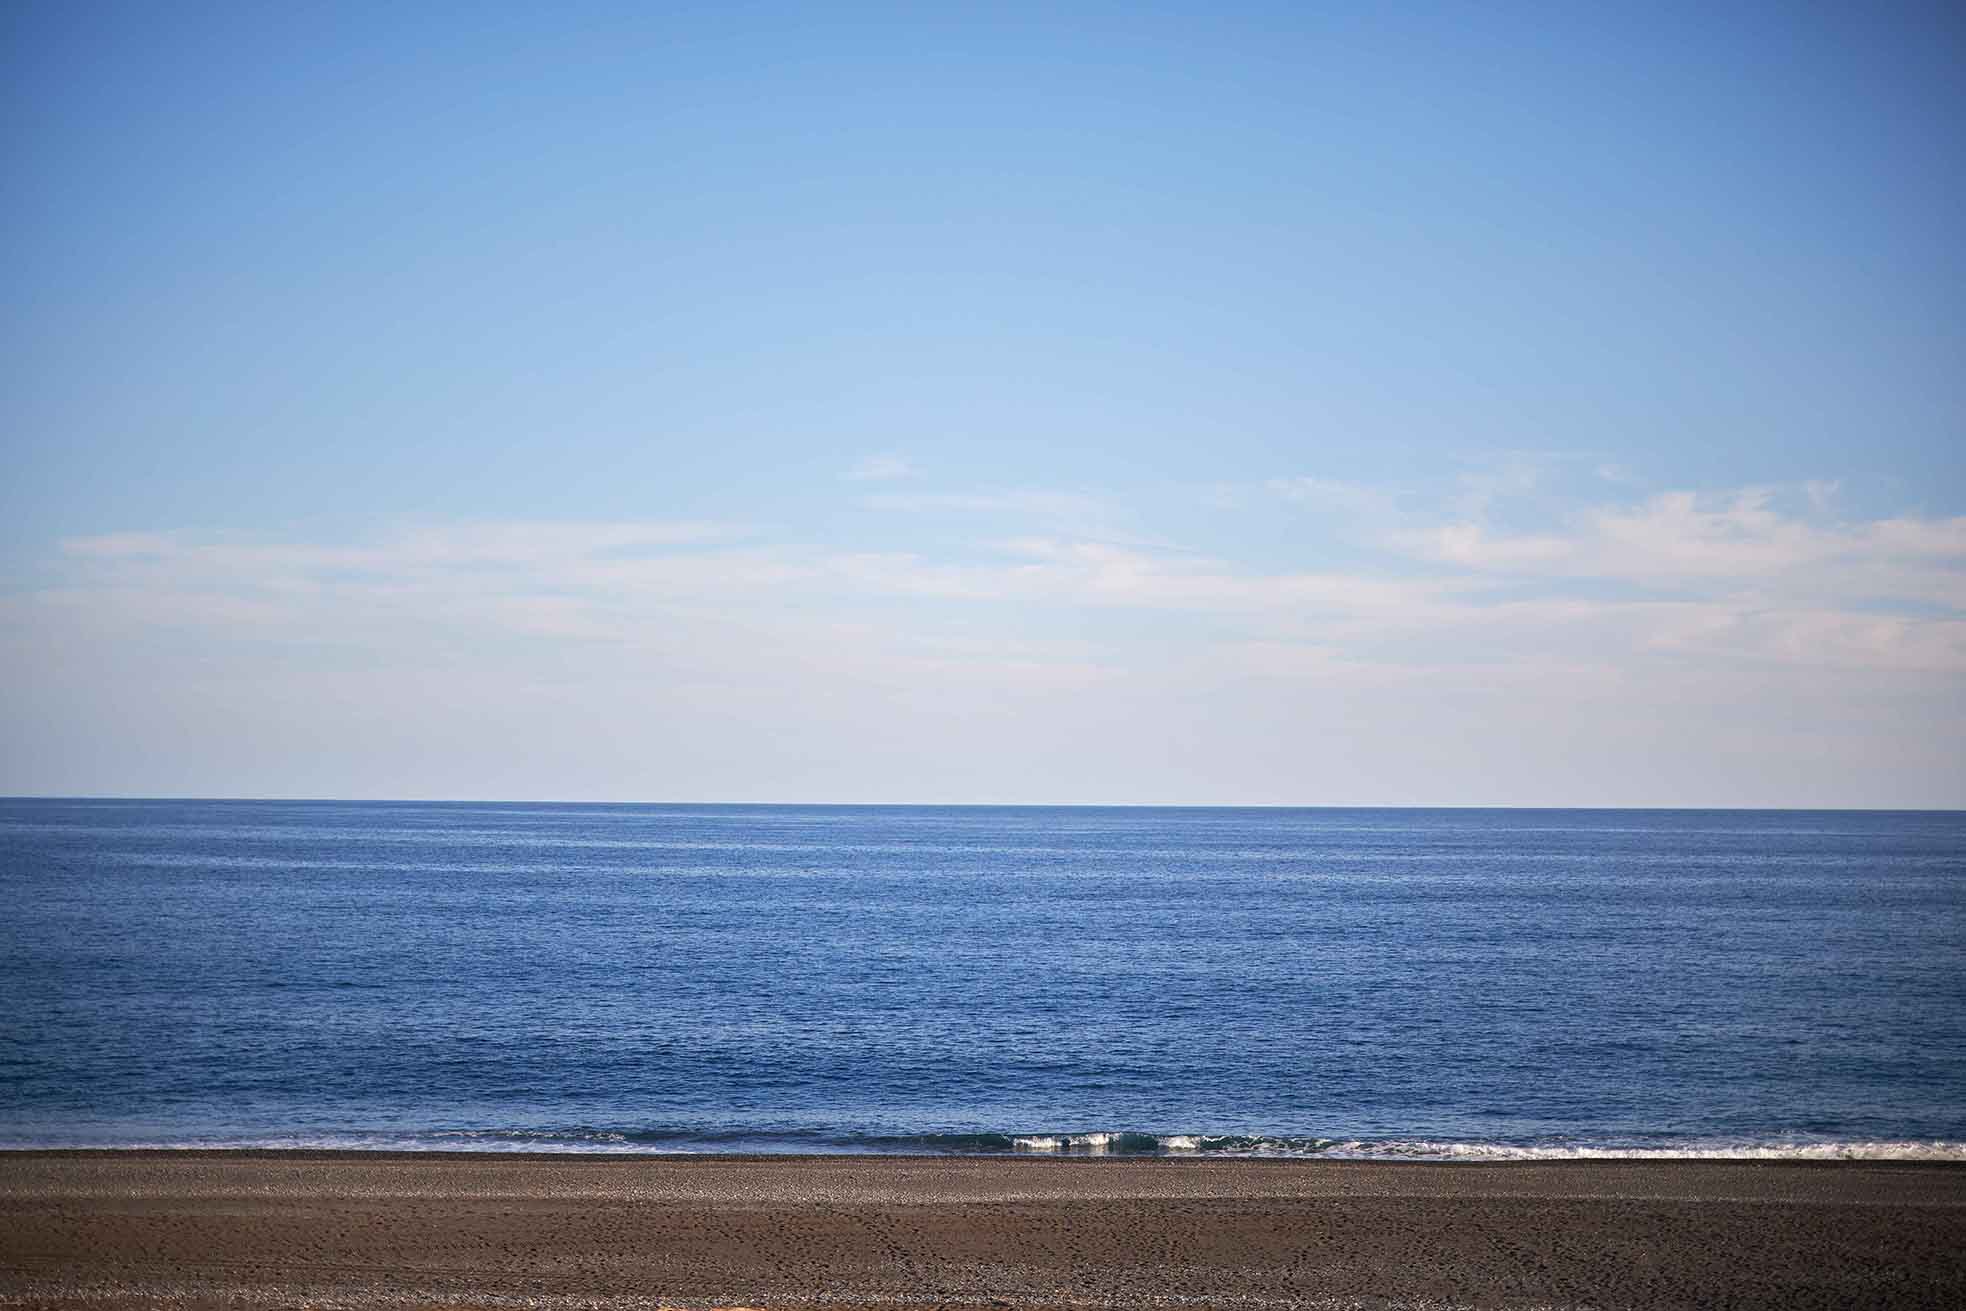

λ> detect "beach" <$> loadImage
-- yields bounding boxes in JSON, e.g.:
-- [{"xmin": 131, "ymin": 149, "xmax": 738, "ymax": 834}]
[{"xmin": 3, "ymin": 1153, "xmax": 1963, "ymax": 1309}]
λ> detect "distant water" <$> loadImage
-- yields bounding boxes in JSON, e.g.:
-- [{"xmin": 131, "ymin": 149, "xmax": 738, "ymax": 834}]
[{"xmin": 3, "ymin": 800, "xmax": 1963, "ymax": 1160}]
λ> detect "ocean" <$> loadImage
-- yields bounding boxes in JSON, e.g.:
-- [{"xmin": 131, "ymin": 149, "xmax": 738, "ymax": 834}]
[{"xmin": 3, "ymin": 799, "xmax": 1962, "ymax": 1160}]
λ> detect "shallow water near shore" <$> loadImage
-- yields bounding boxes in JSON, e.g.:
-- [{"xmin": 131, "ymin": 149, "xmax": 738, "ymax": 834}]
[{"xmin": 3, "ymin": 800, "xmax": 1962, "ymax": 1159}]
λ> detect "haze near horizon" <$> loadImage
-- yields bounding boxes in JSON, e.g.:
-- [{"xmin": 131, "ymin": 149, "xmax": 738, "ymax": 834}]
[{"xmin": 3, "ymin": 1, "xmax": 1961, "ymax": 807}]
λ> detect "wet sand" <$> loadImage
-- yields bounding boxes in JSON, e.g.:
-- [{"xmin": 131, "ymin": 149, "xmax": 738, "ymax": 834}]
[{"xmin": 3, "ymin": 1152, "xmax": 1963, "ymax": 1309}]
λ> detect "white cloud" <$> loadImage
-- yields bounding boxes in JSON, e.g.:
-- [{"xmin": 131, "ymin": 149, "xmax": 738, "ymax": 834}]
[
  {"xmin": 9, "ymin": 481, "xmax": 1963, "ymax": 803},
  {"xmin": 36, "ymin": 487, "xmax": 1966, "ymax": 676},
  {"xmin": 1427, "ymin": 522, "xmax": 1571, "ymax": 568},
  {"xmin": 1405, "ymin": 490, "xmax": 1966, "ymax": 610}
]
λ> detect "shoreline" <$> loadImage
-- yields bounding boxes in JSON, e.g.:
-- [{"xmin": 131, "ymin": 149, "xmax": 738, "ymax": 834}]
[
  {"xmin": 8, "ymin": 1144, "xmax": 1966, "ymax": 1165},
  {"xmin": 5, "ymin": 1152, "xmax": 1964, "ymax": 1308},
  {"xmin": 8, "ymin": 1136, "xmax": 1962, "ymax": 1160}
]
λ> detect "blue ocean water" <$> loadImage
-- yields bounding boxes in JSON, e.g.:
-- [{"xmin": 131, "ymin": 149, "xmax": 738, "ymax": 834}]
[{"xmin": 2, "ymin": 800, "xmax": 1963, "ymax": 1159}]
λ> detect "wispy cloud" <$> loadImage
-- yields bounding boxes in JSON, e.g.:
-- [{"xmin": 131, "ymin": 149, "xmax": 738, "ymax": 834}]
[
  {"xmin": 857, "ymin": 485, "xmax": 1152, "ymax": 546},
  {"xmin": 1411, "ymin": 490, "xmax": 1966, "ymax": 610},
  {"xmin": 1265, "ymin": 476, "xmax": 1399, "ymax": 519},
  {"xmin": 35, "ymin": 483, "xmax": 1966, "ymax": 679},
  {"xmin": 10, "ymin": 480, "xmax": 1962, "ymax": 803},
  {"xmin": 843, "ymin": 455, "xmax": 915, "ymax": 482},
  {"xmin": 60, "ymin": 519, "xmax": 748, "ymax": 568},
  {"xmin": 860, "ymin": 488, "xmax": 1106, "ymax": 518}
]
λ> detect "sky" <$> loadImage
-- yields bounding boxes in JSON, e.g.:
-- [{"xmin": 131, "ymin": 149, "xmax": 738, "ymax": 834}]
[{"xmin": 3, "ymin": 0, "xmax": 1962, "ymax": 806}]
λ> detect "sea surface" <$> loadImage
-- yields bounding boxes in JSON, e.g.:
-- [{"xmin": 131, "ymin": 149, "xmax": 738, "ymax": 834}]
[{"xmin": 3, "ymin": 800, "xmax": 1963, "ymax": 1160}]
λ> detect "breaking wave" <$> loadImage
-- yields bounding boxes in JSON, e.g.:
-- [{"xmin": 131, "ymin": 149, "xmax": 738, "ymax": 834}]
[{"xmin": 11, "ymin": 1126, "xmax": 1964, "ymax": 1161}]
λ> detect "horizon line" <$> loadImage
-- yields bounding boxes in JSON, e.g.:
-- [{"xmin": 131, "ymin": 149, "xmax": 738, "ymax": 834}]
[{"xmin": 3, "ymin": 795, "xmax": 1961, "ymax": 813}]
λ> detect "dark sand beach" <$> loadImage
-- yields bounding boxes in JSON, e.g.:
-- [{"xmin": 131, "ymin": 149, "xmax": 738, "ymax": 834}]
[{"xmin": 2, "ymin": 1152, "xmax": 1964, "ymax": 1309}]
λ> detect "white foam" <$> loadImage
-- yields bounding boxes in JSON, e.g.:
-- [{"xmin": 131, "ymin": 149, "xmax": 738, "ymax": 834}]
[
  {"xmin": 8, "ymin": 1129, "xmax": 1963, "ymax": 1163},
  {"xmin": 1322, "ymin": 1139, "xmax": 1966, "ymax": 1162},
  {"xmin": 1010, "ymin": 1132, "xmax": 1121, "ymax": 1153}
]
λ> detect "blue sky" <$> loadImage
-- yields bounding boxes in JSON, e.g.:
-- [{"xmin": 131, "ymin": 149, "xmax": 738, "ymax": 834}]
[{"xmin": 4, "ymin": 1, "xmax": 1962, "ymax": 804}]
